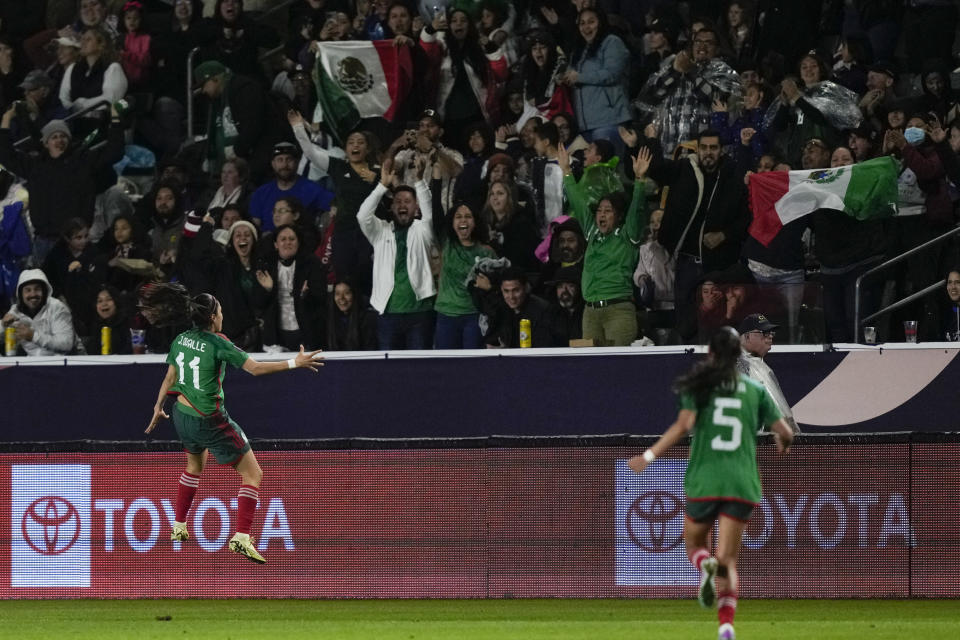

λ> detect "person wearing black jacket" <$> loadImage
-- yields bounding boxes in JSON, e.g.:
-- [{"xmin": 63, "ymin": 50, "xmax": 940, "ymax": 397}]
[
  {"xmin": 326, "ymin": 278, "xmax": 378, "ymax": 351},
  {"xmin": 484, "ymin": 267, "xmax": 563, "ymax": 348},
  {"xmin": 197, "ymin": 0, "xmax": 281, "ymax": 82},
  {"xmin": 254, "ymin": 224, "xmax": 326, "ymax": 350},
  {"xmin": 0, "ymin": 106, "xmax": 125, "ymax": 265},
  {"xmin": 646, "ymin": 128, "xmax": 749, "ymax": 341},
  {"xmin": 184, "ymin": 218, "xmax": 268, "ymax": 352},
  {"xmin": 195, "ymin": 60, "xmax": 288, "ymax": 183}
]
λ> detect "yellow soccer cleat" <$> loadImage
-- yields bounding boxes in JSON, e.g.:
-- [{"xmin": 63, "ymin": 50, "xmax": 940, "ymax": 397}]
[
  {"xmin": 229, "ymin": 532, "xmax": 266, "ymax": 564},
  {"xmin": 170, "ymin": 522, "xmax": 189, "ymax": 542}
]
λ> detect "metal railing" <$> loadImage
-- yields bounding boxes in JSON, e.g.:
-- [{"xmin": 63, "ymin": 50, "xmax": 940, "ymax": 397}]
[
  {"xmin": 12, "ymin": 98, "xmax": 112, "ymax": 149},
  {"xmin": 853, "ymin": 224, "xmax": 960, "ymax": 337}
]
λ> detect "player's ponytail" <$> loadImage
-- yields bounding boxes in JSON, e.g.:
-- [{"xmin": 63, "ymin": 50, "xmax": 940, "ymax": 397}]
[
  {"xmin": 138, "ymin": 283, "xmax": 220, "ymax": 330},
  {"xmin": 674, "ymin": 326, "xmax": 741, "ymax": 408}
]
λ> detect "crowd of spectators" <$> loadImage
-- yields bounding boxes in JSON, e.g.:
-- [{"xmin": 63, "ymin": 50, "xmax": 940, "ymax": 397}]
[{"xmin": 3, "ymin": 0, "xmax": 960, "ymax": 356}]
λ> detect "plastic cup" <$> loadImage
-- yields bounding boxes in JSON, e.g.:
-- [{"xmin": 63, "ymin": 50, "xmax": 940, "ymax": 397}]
[
  {"xmin": 904, "ymin": 320, "xmax": 918, "ymax": 344},
  {"xmin": 130, "ymin": 329, "xmax": 146, "ymax": 354},
  {"xmin": 863, "ymin": 326, "xmax": 877, "ymax": 345}
]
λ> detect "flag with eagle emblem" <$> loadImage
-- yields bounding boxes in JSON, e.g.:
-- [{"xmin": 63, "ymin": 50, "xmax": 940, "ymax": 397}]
[
  {"xmin": 748, "ymin": 156, "xmax": 899, "ymax": 246},
  {"xmin": 313, "ymin": 41, "xmax": 413, "ymax": 144}
]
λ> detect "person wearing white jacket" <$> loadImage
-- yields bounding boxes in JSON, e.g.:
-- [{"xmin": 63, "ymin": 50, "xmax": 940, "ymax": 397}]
[
  {"xmin": 358, "ymin": 158, "xmax": 437, "ymax": 350},
  {"xmin": 1, "ymin": 269, "xmax": 79, "ymax": 356}
]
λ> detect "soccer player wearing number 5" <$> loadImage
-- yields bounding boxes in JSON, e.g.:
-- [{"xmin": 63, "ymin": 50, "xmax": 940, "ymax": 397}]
[
  {"xmin": 141, "ymin": 283, "xmax": 323, "ymax": 564},
  {"xmin": 629, "ymin": 327, "xmax": 793, "ymax": 640}
]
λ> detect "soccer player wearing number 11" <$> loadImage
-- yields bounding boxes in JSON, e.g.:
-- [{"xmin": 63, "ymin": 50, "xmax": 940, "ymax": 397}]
[
  {"xmin": 141, "ymin": 284, "xmax": 324, "ymax": 564},
  {"xmin": 629, "ymin": 327, "xmax": 793, "ymax": 640}
]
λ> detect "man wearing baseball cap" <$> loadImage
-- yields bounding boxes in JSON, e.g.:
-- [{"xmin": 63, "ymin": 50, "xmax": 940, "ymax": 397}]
[
  {"xmin": 247, "ymin": 140, "xmax": 333, "ymax": 233},
  {"xmin": 194, "ymin": 59, "xmax": 288, "ymax": 183},
  {"xmin": 737, "ymin": 313, "xmax": 799, "ymax": 433}
]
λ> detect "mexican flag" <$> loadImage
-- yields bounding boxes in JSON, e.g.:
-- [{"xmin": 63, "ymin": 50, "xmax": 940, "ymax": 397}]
[
  {"xmin": 748, "ymin": 156, "xmax": 899, "ymax": 246},
  {"xmin": 313, "ymin": 41, "xmax": 413, "ymax": 144}
]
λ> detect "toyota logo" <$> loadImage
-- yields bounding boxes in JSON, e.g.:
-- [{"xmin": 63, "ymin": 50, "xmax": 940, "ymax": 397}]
[
  {"xmin": 626, "ymin": 491, "xmax": 684, "ymax": 552},
  {"xmin": 21, "ymin": 496, "xmax": 81, "ymax": 555}
]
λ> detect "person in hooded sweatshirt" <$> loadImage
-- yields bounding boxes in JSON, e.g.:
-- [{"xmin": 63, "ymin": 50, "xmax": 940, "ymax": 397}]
[{"xmin": 1, "ymin": 268, "xmax": 79, "ymax": 356}]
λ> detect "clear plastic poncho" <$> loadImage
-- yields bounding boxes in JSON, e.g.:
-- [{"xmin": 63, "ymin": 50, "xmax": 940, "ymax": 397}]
[
  {"xmin": 762, "ymin": 80, "xmax": 863, "ymax": 133},
  {"xmin": 635, "ymin": 57, "xmax": 744, "ymax": 154}
]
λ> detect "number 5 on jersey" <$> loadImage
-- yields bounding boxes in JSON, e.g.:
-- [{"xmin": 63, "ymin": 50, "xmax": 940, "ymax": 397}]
[{"xmin": 711, "ymin": 397, "xmax": 742, "ymax": 451}]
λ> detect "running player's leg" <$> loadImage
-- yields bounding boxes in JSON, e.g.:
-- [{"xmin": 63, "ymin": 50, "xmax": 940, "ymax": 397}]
[
  {"xmin": 229, "ymin": 450, "xmax": 266, "ymax": 563},
  {"xmin": 684, "ymin": 515, "xmax": 718, "ymax": 607},
  {"xmin": 171, "ymin": 450, "xmax": 207, "ymax": 541},
  {"xmin": 715, "ymin": 514, "xmax": 747, "ymax": 638}
]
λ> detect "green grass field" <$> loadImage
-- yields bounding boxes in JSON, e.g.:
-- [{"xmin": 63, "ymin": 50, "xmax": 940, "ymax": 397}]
[{"xmin": 0, "ymin": 599, "xmax": 958, "ymax": 639}]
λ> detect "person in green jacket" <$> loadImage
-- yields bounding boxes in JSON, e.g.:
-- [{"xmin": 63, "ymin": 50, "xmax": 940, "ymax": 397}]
[{"xmin": 558, "ymin": 144, "xmax": 652, "ymax": 346}]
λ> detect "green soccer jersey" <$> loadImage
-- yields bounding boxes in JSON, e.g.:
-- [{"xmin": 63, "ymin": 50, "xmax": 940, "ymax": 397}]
[
  {"xmin": 680, "ymin": 374, "xmax": 782, "ymax": 504},
  {"xmin": 166, "ymin": 329, "xmax": 249, "ymax": 416}
]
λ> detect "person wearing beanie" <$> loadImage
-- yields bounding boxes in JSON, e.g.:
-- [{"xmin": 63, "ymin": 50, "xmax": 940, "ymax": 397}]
[
  {"xmin": 178, "ymin": 212, "xmax": 266, "ymax": 351},
  {"xmin": 0, "ymin": 103, "xmax": 124, "ymax": 266},
  {"xmin": 195, "ymin": 59, "xmax": 290, "ymax": 183}
]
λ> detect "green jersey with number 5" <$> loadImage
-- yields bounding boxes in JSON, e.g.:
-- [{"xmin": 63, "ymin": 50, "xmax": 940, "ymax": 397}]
[
  {"xmin": 165, "ymin": 329, "xmax": 249, "ymax": 416},
  {"xmin": 680, "ymin": 374, "xmax": 782, "ymax": 504}
]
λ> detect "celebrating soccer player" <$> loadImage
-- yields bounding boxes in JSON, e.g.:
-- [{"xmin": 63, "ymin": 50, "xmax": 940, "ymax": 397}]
[
  {"xmin": 628, "ymin": 326, "xmax": 793, "ymax": 640},
  {"xmin": 141, "ymin": 283, "xmax": 323, "ymax": 564}
]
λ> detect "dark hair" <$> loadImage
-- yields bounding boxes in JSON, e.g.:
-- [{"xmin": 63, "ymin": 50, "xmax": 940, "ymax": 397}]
[
  {"xmin": 698, "ymin": 128, "xmax": 723, "ymax": 143},
  {"xmin": 500, "ymin": 266, "xmax": 527, "ymax": 286},
  {"xmin": 595, "ymin": 191, "xmax": 628, "ymax": 225},
  {"xmin": 345, "ymin": 129, "xmax": 381, "ymax": 165},
  {"xmin": 273, "ymin": 223, "xmax": 302, "ymax": 250},
  {"xmin": 275, "ymin": 195, "xmax": 305, "ymax": 219},
  {"xmin": 592, "ymin": 138, "xmax": 615, "ymax": 162},
  {"xmin": 798, "ymin": 51, "xmax": 829, "ymax": 83},
  {"xmin": 522, "ymin": 30, "xmax": 561, "ymax": 104},
  {"xmin": 446, "ymin": 9, "xmax": 489, "ymax": 82},
  {"xmin": 445, "ymin": 200, "xmax": 488, "ymax": 246},
  {"xmin": 60, "ymin": 217, "xmax": 89, "ymax": 240},
  {"xmin": 572, "ymin": 8, "xmax": 611, "ymax": 61},
  {"xmin": 673, "ymin": 326, "xmax": 742, "ymax": 407},
  {"xmin": 138, "ymin": 282, "xmax": 220, "ymax": 329},
  {"xmin": 551, "ymin": 112, "xmax": 579, "ymax": 143},
  {"xmin": 464, "ymin": 122, "xmax": 495, "ymax": 158},
  {"xmin": 392, "ymin": 184, "xmax": 417, "ymax": 199},
  {"xmin": 327, "ymin": 277, "xmax": 366, "ymax": 350},
  {"xmin": 535, "ymin": 122, "xmax": 560, "ymax": 148},
  {"xmin": 94, "ymin": 283, "xmax": 126, "ymax": 320}
]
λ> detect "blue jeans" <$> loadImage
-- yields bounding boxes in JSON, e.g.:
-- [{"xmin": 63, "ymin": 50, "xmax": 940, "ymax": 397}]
[
  {"xmin": 377, "ymin": 311, "xmax": 435, "ymax": 350},
  {"xmin": 434, "ymin": 313, "xmax": 483, "ymax": 349}
]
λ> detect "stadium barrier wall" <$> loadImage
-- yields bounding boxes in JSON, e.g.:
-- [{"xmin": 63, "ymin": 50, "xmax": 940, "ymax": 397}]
[
  {"xmin": 1, "ymin": 434, "xmax": 956, "ymax": 599},
  {"xmin": 2, "ymin": 344, "xmax": 960, "ymax": 440}
]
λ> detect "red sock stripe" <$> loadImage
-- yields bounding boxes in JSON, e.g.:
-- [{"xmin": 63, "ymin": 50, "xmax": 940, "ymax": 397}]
[
  {"xmin": 238, "ymin": 485, "xmax": 259, "ymax": 498},
  {"xmin": 717, "ymin": 589, "xmax": 738, "ymax": 625},
  {"xmin": 688, "ymin": 548, "xmax": 710, "ymax": 570},
  {"xmin": 179, "ymin": 473, "xmax": 200, "ymax": 487}
]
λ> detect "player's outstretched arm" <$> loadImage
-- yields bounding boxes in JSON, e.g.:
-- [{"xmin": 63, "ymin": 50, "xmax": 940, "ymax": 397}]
[
  {"xmin": 628, "ymin": 409, "xmax": 696, "ymax": 473},
  {"xmin": 770, "ymin": 418, "xmax": 793, "ymax": 453},
  {"xmin": 145, "ymin": 365, "xmax": 177, "ymax": 434},
  {"xmin": 242, "ymin": 345, "xmax": 324, "ymax": 376}
]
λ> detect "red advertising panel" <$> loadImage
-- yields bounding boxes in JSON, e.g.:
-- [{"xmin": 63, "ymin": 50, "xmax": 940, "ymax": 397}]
[{"xmin": 0, "ymin": 445, "xmax": 956, "ymax": 598}]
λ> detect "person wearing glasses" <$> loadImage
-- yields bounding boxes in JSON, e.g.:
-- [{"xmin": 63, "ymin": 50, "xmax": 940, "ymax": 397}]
[
  {"xmin": 636, "ymin": 25, "xmax": 742, "ymax": 157},
  {"xmin": 737, "ymin": 313, "xmax": 799, "ymax": 434}
]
